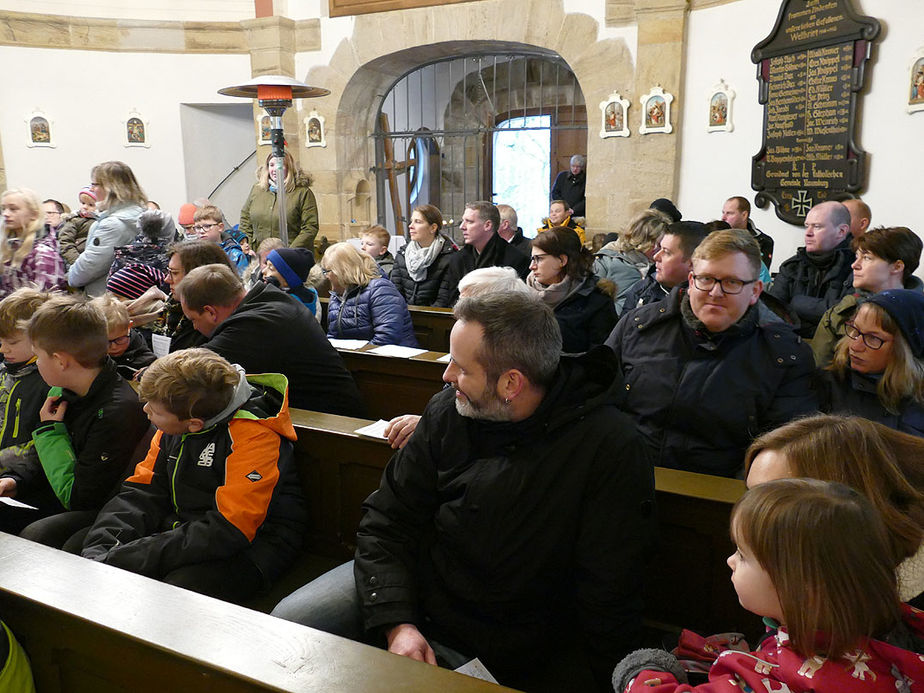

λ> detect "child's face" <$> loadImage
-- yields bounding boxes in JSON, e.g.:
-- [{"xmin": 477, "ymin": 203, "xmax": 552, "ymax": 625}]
[
  {"xmin": 107, "ymin": 325, "xmax": 131, "ymax": 358},
  {"xmin": 1, "ymin": 194, "xmax": 36, "ymax": 233},
  {"xmin": 143, "ymin": 400, "xmax": 198, "ymax": 435},
  {"xmin": 262, "ymin": 260, "xmax": 287, "ymax": 288},
  {"xmin": 727, "ymin": 533, "xmax": 783, "ymax": 622},
  {"xmin": 0, "ymin": 331, "xmax": 34, "ymax": 364},
  {"xmin": 78, "ymin": 194, "xmax": 97, "ymax": 216},
  {"xmin": 360, "ymin": 235, "xmax": 386, "ymax": 259},
  {"xmin": 33, "ymin": 346, "xmax": 66, "ymax": 387},
  {"xmin": 194, "ymin": 218, "xmax": 224, "ymax": 244}
]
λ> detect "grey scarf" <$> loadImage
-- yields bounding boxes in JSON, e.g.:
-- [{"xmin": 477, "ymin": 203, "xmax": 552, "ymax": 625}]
[{"xmin": 404, "ymin": 235, "xmax": 445, "ymax": 282}]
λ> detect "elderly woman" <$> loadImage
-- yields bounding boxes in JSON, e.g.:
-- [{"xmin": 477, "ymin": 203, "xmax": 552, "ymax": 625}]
[
  {"xmin": 67, "ymin": 161, "xmax": 147, "ymax": 297},
  {"xmin": 238, "ymin": 151, "xmax": 318, "ymax": 251},
  {"xmin": 818, "ymin": 289, "xmax": 924, "ymax": 437},
  {"xmin": 528, "ymin": 226, "xmax": 616, "ymax": 353},
  {"xmin": 390, "ymin": 204, "xmax": 457, "ymax": 306},
  {"xmin": 745, "ymin": 414, "xmax": 924, "ymax": 602},
  {"xmin": 322, "ymin": 242, "xmax": 417, "ymax": 347},
  {"xmin": 593, "ymin": 208, "xmax": 671, "ymax": 314},
  {"xmin": 0, "ymin": 188, "xmax": 67, "ymax": 297}
]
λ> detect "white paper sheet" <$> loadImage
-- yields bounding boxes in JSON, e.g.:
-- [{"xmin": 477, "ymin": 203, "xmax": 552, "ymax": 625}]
[
  {"xmin": 0, "ymin": 496, "xmax": 38, "ymax": 510},
  {"xmin": 454, "ymin": 658, "xmax": 498, "ymax": 684},
  {"xmin": 329, "ymin": 338, "xmax": 369, "ymax": 350},
  {"xmin": 151, "ymin": 333, "xmax": 171, "ymax": 358},
  {"xmin": 353, "ymin": 419, "xmax": 390, "ymax": 439},
  {"xmin": 436, "ymin": 353, "xmax": 451, "ymax": 363},
  {"xmin": 368, "ymin": 345, "xmax": 428, "ymax": 358}
]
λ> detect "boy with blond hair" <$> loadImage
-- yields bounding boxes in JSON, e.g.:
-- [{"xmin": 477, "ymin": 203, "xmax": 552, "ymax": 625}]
[
  {"xmin": 82, "ymin": 348, "xmax": 307, "ymax": 601},
  {"xmin": 360, "ymin": 225, "xmax": 395, "ymax": 277},
  {"xmin": 90, "ymin": 293, "xmax": 155, "ymax": 378},
  {"xmin": 0, "ymin": 288, "xmax": 52, "ymax": 474},
  {"xmin": 0, "ymin": 296, "xmax": 149, "ymax": 541}
]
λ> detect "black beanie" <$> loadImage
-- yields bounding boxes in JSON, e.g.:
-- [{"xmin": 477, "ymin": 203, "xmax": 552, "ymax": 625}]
[
  {"xmin": 650, "ymin": 198, "xmax": 682, "ymax": 222},
  {"xmin": 866, "ymin": 289, "xmax": 924, "ymax": 358},
  {"xmin": 268, "ymin": 247, "xmax": 315, "ymax": 288}
]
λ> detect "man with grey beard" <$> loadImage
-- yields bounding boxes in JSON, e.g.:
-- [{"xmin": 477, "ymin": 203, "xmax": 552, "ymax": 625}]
[{"xmin": 272, "ymin": 292, "xmax": 654, "ymax": 691}]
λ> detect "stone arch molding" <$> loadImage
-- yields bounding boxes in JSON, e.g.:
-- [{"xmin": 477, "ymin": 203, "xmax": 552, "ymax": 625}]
[{"xmin": 300, "ymin": 0, "xmax": 635, "ymax": 233}]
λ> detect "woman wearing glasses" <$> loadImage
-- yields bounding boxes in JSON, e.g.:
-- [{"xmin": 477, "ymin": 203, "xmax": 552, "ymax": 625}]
[
  {"xmin": 528, "ymin": 226, "xmax": 616, "ymax": 353},
  {"xmin": 819, "ymin": 289, "xmax": 924, "ymax": 437}
]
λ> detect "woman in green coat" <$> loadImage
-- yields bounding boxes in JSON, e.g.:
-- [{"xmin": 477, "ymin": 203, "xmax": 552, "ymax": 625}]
[{"xmin": 239, "ymin": 151, "xmax": 319, "ymax": 250}]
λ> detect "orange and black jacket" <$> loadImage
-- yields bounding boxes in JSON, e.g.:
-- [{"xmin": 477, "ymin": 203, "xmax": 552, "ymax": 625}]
[{"xmin": 82, "ymin": 372, "xmax": 307, "ymax": 583}]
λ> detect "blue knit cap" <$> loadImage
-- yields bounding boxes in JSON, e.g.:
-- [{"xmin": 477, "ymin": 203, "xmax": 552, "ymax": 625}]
[
  {"xmin": 866, "ymin": 289, "xmax": 924, "ymax": 358},
  {"xmin": 267, "ymin": 247, "xmax": 314, "ymax": 288}
]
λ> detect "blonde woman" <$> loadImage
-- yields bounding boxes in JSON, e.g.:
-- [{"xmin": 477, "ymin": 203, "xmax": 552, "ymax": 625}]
[
  {"xmin": 0, "ymin": 188, "xmax": 66, "ymax": 297},
  {"xmin": 67, "ymin": 161, "xmax": 147, "ymax": 296},
  {"xmin": 322, "ymin": 242, "xmax": 417, "ymax": 347},
  {"xmin": 238, "ymin": 151, "xmax": 318, "ymax": 250}
]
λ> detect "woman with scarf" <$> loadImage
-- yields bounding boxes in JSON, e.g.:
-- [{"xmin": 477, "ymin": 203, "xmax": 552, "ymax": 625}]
[
  {"xmin": 527, "ymin": 227, "xmax": 616, "ymax": 353},
  {"xmin": 390, "ymin": 204, "xmax": 457, "ymax": 306}
]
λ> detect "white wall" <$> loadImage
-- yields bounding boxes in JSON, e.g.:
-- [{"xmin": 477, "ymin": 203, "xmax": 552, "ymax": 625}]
[
  {"xmin": 678, "ymin": 0, "xmax": 924, "ymax": 281},
  {"xmin": 0, "ymin": 47, "xmax": 252, "ymax": 222},
  {"xmin": 0, "ymin": 1, "xmax": 254, "ymax": 21}
]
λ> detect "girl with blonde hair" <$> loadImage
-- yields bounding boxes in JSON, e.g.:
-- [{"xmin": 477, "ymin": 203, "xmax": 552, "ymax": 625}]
[{"xmin": 0, "ymin": 188, "xmax": 67, "ymax": 297}]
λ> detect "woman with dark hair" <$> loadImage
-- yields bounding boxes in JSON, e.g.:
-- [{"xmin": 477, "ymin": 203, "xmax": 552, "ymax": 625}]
[
  {"xmin": 528, "ymin": 226, "xmax": 616, "ymax": 352},
  {"xmin": 745, "ymin": 414, "xmax": 924, "ymax": 602},
  {"xmin": 238, "ymin": 151, "xmax": 318, "ymax": 250},
  {"xmin": 390, "ymin": 204, "xmax": 457, "ymax": 306},
  {"xmin": 67, "ymin": 161, "xmax": 147, "ymax": 296},
  {"xmin": 818, "ymin": 289, "xmax": 924, "ymax": 437}
]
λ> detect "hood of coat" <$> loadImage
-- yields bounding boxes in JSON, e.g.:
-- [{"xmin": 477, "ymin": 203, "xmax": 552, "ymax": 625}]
[{"xmin": 201, "ymin": 365, "xmax": 296, "ymax": 441}]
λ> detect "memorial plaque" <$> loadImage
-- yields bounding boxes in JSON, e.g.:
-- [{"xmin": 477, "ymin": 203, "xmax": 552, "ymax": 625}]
[{"xmin": 751, "ymin": 0, "xmax": 879, "ymax": 224}]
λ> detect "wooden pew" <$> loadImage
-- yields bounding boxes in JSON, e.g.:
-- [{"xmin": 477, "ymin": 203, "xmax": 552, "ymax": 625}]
[
  {"xmin": 320, "ymin": 297, "xmax": 455, "ymax": 353},
  {"xmin": 335, "ymin": 345, "xmax": 447, "ymax": 420},
  {"xmin": 289, "ymin": 409, "xmax": 760, "ymax": 637},
  {"xmin": 0, "ymin": 533, "xmax": 513, "ymax": 693}
]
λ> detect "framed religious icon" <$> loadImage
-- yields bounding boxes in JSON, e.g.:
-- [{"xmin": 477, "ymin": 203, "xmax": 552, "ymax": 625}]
[
  {"xmin": 707, "ymin": 80, "xmax": 735, "ymax": 133},
  {"xmin": 639, "ymin": 86, "xmax": 673, "ymax": 135},
  {"xmin": 909, "ymin": 48, "xmax": 924, "ymax": 114},
  {"xmin": 599, "ymin": 90, "xmax": 630, "ymax": 138},
  {"xmin": 26, "ymin": 111, "xmax": 54, "ymax": 148},
  {"xmin": 123, "ymin": 111, "xmax": 150, "ymax": 147},
  {"xmin": 258, "ymin": 114, "xmax": 272, "ymax": 145},
  {"xmin": 304, "ymin": 111, "xmax": 326, "ymax": 148}
]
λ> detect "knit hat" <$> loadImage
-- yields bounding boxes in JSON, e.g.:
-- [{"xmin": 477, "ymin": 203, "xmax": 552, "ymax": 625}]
[
  {"xmin": 650, "ymin": 198, "xmax": 682, "ymax": 222},
  {"xmin": 178, "ymin": 203, "xmax": 197, "ymax": 226},
  {"xmin": 107, "ymin": 264, "xmax": 167, "ymax": 300},
  {"xmin": 267, "ymin": 247, "xmax": 314, "ymax": 288},
  {"xmin": 866, "ymin": 289, "xmax": 924, "ymax": 358},
  {"xmin": 78, "ymin": 186, "xmax": 97, "ymax": 202}
]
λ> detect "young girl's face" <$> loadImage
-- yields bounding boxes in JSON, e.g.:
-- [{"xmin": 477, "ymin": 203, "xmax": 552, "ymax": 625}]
[
  {"xmin": 1, "ymin": 194, "xmax": 36, "ymax": 233},
  {"xmin": 78, "ymin": 194, "xmax": 97, "ymax": 217},
  {"xmin": 727, "ymin": 534, "xmax": 783, "ymax": 622}
]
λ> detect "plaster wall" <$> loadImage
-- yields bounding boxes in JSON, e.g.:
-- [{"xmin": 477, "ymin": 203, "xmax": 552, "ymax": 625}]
[
  {"xmin": 0, "ymin": 1, "xmax": 254, "ymax": 22},
  {"xmin": 677, "ymin": 0, "xmax": 924, "ymax": 280}
]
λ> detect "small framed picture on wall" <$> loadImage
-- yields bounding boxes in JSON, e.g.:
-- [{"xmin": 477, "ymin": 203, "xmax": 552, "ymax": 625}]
[
  {"xmin": 639, "ymin": 86, "xmax": 673, "ymax": 135},
  {"xmin": 909, "ymin": 47, "xmax": 924, "ymax": 114},
  {"xmin": 305, "ymin": 111, "xmax": 326, "ymax": 148},
  {"xmin": 26, "ymin": 111, "xmax": 55, "ymax": 148},
  {"xmin": 258, "ymin": 114, "xmax": 272, "ymax": 145},
  {"xmin": 599, "ymin": 91, "xmax": 630, "ymax": 138},
  {"xmin": 707, "ymin": 80, "xmax": 735, "ymax": 133},
  {"xmin": 124, "ymin": 111, "xmax": 151, "ymax": 148}
]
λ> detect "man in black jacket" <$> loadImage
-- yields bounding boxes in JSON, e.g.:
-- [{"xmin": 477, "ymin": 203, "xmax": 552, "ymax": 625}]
[
  {"xmin": 768, "ymin": 200, "xmax": 854, "ymax": 337},
  {"xmin": 434, "ymin": 201, "xmax": 529, "ymax": 307},
  {"xmin": 273, "ymin": 292, "xmax": 655, "ymax": 691},
  {"xmin": 607, "ymin": 229, "xmax": 817, "ymax": 477},
  {"xmin": 496, "ymin": 203, "xmax": 532, "ymax": 256},
  {"xmin": 175, "ymin": 264, "xmax": 364, "ymax": 417},
  {"xmin": 551, "ymin": 154, "xmax": 586, "ymax": 216}
]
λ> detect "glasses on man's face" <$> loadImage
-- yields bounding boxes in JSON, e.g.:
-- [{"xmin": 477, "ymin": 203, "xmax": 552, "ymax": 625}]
[
  {"xmin": 844, "ymin": 322, "xmax": 886, "ymax": 350},
  {"xmin": 108, "ymin": 335, "xmax": 131, "ymax": 348},
  {"xmin": 193, "ymin": 222, "xmax": 221, "ymax": 233},
  {"xmin": 691, "ymin": 274, "xmax": 758, "ymax": 295}
]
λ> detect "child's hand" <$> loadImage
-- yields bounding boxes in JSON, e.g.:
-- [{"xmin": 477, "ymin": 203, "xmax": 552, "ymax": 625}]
[
  {"xmin": 40, "ymin": 396, "xmax": 68, "ymax": 422},
  {"xmin": 0, "ymin": 477, "xmax": 17, "ymax": 497}
]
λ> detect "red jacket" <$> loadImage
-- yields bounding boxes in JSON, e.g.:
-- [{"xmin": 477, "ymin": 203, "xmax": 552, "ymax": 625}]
[{"xmin": 623, "ymin": 605, "xmax": 924, "ymax": 693}]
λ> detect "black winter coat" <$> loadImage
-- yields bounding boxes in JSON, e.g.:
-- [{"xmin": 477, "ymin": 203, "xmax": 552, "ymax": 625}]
[
  {"xmin": 201, "ymin": 282, "xmax": 365, "ymax": 417},
  {"xmin": 817, "ymin": 369, "xmax": 924, "ymax": 438},
  {"xmin": 605, "ymin": 288, "xmax": 818, "ymax": 477},
  {"xmin": 768, "ymin": 238, "xmax": 854, "ymax": 337},
  {"xmin": 554, "ymin": 276, "xmax": 618, "ymax": 353},
  {"xmin": 354, "ymin": 347, "xmax": 656, "ymax": 688},
  {"xmin": 434, "ymin": 233, "xmax": 529, "ymax": 307},
  {"xmin": 390, "ymin": 235, "xmax": 457, "ymax": 306},
  {"xmin": 617, "ymin": 274, "xmax": 671, "ymax": 319},
  {"xmin": 551, "ymin": 170, "xmax": 586, "ymax": 216}
]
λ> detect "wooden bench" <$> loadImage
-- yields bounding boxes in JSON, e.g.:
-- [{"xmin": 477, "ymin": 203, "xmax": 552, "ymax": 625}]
[
  {"xmin": 288, "ymin": 409, "xmax": 760, "ymax": 637},
  {"xmin": 0, "ymin": 532, "xmax": 514, "ymax": 693},
  {"xmin": 335, "ymin": 345, "xmax": 447, "ymax": 420},
  {"xmin": 320, "ymin": 297, "xmax": 455, "ymax": 353}
]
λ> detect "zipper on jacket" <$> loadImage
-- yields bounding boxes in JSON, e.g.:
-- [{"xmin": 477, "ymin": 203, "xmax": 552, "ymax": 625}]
[
  {"xmin": 12, "ymin": 398, "xmax": 21, "ymax": 438},
  {"xmin": 0, "ymin": 380, "xmax": 20, "ymax": 443}
]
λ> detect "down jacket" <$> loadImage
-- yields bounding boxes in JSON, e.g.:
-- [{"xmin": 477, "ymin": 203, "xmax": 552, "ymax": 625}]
[
  {"xmin": 327, "ymin": 277, "xmax": 418, "ymax": 347},
  {"xmin": 67, "ymin": 203, "xmax": 145, "ymax": 297},
  {"xmin": 354, "ymin": 346, "xmax": 655, "ymax": 688},
  {"xmin": 605, "ymin": 288, "xmax": 818, "ymax": 477},
  {"xmin": 82, "ymin": 371, "xmax": 307, "ymax": 583},
  {"xmin": 389, "ymin": 235, "xmax": 457, "ymax": 306},
  {"xmin": 593, "ymin": 245, "xmax": 650, "ymax": 313}
]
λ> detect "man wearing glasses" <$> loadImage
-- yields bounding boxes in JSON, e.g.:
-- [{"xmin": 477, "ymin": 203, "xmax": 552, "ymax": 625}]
[{"xmin": 606, "ymin": 229, "xmax": 817, "ymax": 478}]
